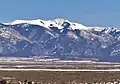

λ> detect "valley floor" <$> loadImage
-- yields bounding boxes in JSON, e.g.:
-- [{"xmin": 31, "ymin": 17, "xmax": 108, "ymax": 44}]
[
  {"xmin": 0, "ymin": 60, "xmax": 120, "ymax": 83},
  {"xmin": 0, "ymin": 60, "xmax": 120, "ymax": 69}
]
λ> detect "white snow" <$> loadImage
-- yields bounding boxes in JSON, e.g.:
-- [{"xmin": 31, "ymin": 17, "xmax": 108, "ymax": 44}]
[
  {"xmin": 88, "ymin": 27, "xmax": 106, "ymax": 31},
  {"xmin": 4, "ymin": 19, "xmax": 45, "ymax": 27}
]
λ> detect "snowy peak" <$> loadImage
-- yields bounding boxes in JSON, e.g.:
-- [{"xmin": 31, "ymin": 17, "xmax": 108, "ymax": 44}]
[
  {"xmin": 2, "ymin": 18, "xmax": 120, "ymax": 36},
  {"xmin": 52, "ymin": 18, "xmax": 65, "ymax": 25},
  {"xmin": 2, "ymin": 18, "xmax": 88, "ymax": 30}
]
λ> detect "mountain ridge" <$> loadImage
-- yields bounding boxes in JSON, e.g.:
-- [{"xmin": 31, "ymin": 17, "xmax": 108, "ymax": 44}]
[{"xmin": 0, "ymin": 18, "xmax": 120, "ymax": 62}]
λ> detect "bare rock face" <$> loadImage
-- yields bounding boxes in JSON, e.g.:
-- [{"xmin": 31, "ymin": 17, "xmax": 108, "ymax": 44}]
[{"xmin": 0, "ymin": 18, "xmax": 120, "ymax": 62}]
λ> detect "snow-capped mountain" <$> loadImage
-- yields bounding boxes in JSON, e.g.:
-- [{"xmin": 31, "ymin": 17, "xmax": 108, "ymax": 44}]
[
  {"xmin": 3, "ymin": 18, "xmax": 88, "ymax": 30},
  {"xmin": 0, "ymin": 18, "xmax": 120, "ymax": 62}
]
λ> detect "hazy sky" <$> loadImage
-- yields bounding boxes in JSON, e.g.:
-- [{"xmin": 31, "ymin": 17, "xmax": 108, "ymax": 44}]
[{"xmin": 0, "ymin": 0, "xmax": 120, "ymax": 27}]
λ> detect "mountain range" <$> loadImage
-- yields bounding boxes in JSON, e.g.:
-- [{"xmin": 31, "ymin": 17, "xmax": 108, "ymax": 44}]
[{"xmin": 0, "ymin": 18, "xmax": 120, "ymax": 62}]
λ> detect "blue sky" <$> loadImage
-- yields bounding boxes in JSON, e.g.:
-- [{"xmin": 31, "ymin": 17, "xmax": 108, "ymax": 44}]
[{"xmin": 0, "ymin": 0, "xmax": 120, "ymax": 27}]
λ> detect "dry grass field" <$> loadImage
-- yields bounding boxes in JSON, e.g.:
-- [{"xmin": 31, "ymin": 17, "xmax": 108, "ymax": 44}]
[{"xmin": 0, "ymin": 71, "xmax": 120, "ymax": 84}]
